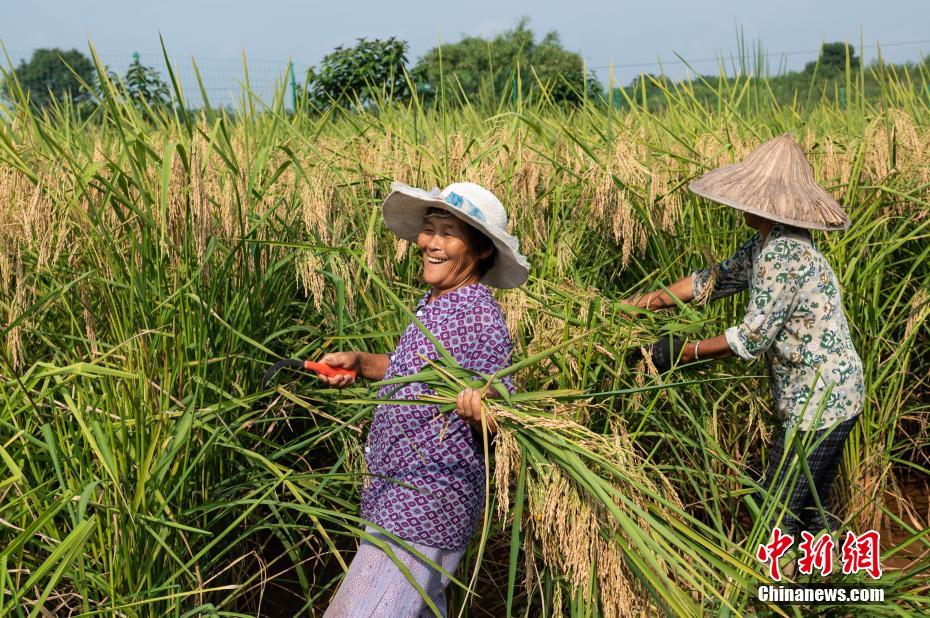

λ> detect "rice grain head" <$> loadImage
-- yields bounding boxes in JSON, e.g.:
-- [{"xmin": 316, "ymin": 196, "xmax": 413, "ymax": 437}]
[
  {"xmin": 904, "ymin": 288, "xmax": 929, "ymax": 342},
  {"xmin": 493, "ymin": 429, "xmax": 520, "ymax": 521},
  {"xmin": 297, "ymin": 251, "xmax": 327, "ymax": 310}
]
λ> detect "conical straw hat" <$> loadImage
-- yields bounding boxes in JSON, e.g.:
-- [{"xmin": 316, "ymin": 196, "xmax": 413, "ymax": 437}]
[{"xmin": 689, "ymin": 134, "xmax": 849, "ymax": 231}]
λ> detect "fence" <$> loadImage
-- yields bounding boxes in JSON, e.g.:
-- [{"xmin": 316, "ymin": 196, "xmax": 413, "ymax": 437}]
[
  {"xmin": 5, "ymin": 49, "xmax": 310, "ymax": 111},
  {"xmin": 5, "ymin": 38, "xmax": 930, "ymax": 111}
]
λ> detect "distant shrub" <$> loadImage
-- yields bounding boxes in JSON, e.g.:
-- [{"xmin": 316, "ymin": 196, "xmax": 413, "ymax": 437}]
[{"xmin": 305, "ymin": 37, "xmax": 410, "ymax": 109}]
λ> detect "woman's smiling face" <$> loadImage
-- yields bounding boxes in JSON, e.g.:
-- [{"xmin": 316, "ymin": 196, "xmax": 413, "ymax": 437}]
[{"xmin": 417, "ymin": 213, "xmax": 490, "ymax": 296}]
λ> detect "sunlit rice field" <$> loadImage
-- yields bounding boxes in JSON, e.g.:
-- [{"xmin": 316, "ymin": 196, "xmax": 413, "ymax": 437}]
[{"xmin": 1, "ymin": 52, "xmax": 929, "ymax": 616}]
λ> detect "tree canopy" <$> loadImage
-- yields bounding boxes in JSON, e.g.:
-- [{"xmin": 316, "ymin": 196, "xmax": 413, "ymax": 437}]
[
  {"xmin": 305, "ymin": 37, "xmax": 410, "ymax": 108},
  {"xmin": 411, "ymin": 19, "xmax": 603, "ymax": 105},
  {"xmin": 805, "ymin": 42, "xmax": 860, "ymax": 73},
  {"xmin": 122, "ymin": 54, "xmax": 171, "ymax": 109},
  {"xmin": 3, "ymin": 48, "xmax": 97, "ymax": 108}
]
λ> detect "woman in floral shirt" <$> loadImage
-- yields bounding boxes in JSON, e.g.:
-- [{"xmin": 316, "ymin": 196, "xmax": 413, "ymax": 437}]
[
  {"xmin": 629, "ymin": 135, "xmax": 864, "ymax": 545},
  {"xmin": 322, "ymin": 182, "xmax": 529, "ymax": 617}
]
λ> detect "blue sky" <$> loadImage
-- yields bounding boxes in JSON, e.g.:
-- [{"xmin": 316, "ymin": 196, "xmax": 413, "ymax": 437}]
[{"xmin": 3, "ymin": 1, "xmax": 929, "ymax": 106}]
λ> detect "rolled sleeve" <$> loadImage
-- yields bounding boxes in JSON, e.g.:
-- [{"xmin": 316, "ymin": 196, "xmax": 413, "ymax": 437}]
[
  {"xmin": 692, "ymin": 234, "xmax": 757, "ymax": 301},
  {"xmin": 724, "ymin": 325, "xmax": 754, "ymax": 360},
  {"xmin": 726, "ymin": 239, "xmax": 804, "ymax": 360}
]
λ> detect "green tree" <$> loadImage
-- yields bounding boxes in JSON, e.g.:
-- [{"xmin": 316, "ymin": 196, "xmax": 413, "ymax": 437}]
[
  {"xmin": 805, "ymin": 42, "xmax": 860, "ymax": 73},
  {"xmin": 305, "ymin": 37, "xmax": 410, "ymax": 108},
  {"xmin": 3, "ymin": 48, "xmax": 96, "ymax": 108},
  {"xmin": 122, "ymin": 53, "xmax": 171, "ymax": 109},
  {"xmin": 411, "ymin": 18, "xmax": 603, "ymax": 106}
]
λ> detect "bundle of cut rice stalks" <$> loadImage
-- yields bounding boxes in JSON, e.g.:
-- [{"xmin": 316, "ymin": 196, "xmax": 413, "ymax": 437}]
[{"xmin": 345, "ymin": 349, "xmax": 760, "ymax": 617}]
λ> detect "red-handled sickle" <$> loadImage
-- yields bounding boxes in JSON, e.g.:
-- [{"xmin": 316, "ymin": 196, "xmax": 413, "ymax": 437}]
[
  {"xmin": 303, "ymin": 360, "xmax": 357, "ymax": 379},
  {"xmin": 262, "ymin": 359, "xmax": 357, "ymax": 388}
]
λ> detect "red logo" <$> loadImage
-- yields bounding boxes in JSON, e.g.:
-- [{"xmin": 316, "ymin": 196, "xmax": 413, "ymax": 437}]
[
  {"xmin": 798, "ymin": 532, "xmax": 834, "ymax": 576},
  {"xmin": 756, "ymin": 527, "xmax": 794, "ymax": 581},
  {"xmin": 757, "ymin": 529, "xmax": 882, "ymax": 580},
  {"xmin": 841, "ymin": 531, "xmax": 882, "ymax": 579}
]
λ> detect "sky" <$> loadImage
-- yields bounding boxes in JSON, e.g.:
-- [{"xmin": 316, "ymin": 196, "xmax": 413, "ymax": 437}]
[{"xmin": 3, "ymin": 1, "xmax": 929, "ymax": 106}]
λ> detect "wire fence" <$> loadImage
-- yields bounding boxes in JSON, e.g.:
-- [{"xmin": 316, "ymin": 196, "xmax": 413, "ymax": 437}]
[
  {"xmin": 586, "ymin": 38, "xmax": 930, "ymax": 72},
  {"xmin": 5, "ymin": 37, "xmax": 930, "ymax": 110},
  {"xmin": 5, "ymin": 49, "xmax": 310, "ymax": 110}
]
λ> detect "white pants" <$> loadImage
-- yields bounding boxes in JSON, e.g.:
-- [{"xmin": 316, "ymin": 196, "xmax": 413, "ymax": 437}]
[{"xmin": 323, "ymin": 527, "xmax": 466, "ymax": 618}]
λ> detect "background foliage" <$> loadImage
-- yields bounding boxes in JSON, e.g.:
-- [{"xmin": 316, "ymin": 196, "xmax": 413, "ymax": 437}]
[
  {"xmin": 1, "ymin": 48, "xmax": 96, "ymax": 109},
  {"xmin": 305, "ymin": 37, "xmax": 410, "ymax": 108},
  {"xmin": 121, "ymin": 54, "xmax": 172, "ymax": 110},
  {"xmin": 410, "ymin": 19, "xmax": 603, "ymax": 105}
]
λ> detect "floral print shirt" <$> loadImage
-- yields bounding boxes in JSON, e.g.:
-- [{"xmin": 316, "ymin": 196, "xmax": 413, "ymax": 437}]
[
  {"xmin": 360, "ymin": 284, "xmax": 515, "ymax": 550},
  {"xmin": 692, "ymin": 224, "xmax": 864, "ymax": 431}
]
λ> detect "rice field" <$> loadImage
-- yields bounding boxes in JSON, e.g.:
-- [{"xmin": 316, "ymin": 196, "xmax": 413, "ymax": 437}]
[{"xmin": 1, "ymin": 53, "xmax": 929, "ymax": 616}]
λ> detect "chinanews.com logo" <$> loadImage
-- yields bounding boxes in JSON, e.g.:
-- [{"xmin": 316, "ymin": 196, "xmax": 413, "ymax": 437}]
[{"xmin": 755, "ymin": 528, "xmax": 885, "ymax": 604}]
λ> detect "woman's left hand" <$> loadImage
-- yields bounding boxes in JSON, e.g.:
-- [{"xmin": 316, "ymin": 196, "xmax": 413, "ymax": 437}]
[{"xmin": 456, "ymin": 387, "xmax": 497, "ymax": 434}]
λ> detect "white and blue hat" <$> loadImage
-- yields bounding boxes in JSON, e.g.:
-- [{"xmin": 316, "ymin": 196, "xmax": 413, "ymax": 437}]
[{"xmin": 381, "ymin": 181, "xmax": 529, "ymax": 288}]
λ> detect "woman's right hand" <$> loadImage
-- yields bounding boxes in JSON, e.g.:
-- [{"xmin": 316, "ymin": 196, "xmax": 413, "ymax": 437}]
[
  {"xmin": 625, "ymin": 275, "xmax": 696, "ymax": 314},
  {"xmin": 622, "ymin": 293, "xmax": 652, "ymax": 316},
  {"xmin": 318, "ymin": 352, "xmax": 361, "ymax": 388}
]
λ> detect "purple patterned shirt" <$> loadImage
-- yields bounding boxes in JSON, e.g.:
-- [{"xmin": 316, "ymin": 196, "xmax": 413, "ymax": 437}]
[{"xmin": 360, "ymin": 283, "xmax": 515, "ymax": 550}]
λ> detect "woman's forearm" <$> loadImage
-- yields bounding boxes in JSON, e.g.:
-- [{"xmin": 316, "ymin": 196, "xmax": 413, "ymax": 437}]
[
  {"xmin": 358, "ymin": 352, "xmax": 390, "ymax": 381},
  {"xmin": 682, "ymin": 334, "xmax": 733, "ymax": 362},
  {"xmin": 631, "ymin": 274, "xmax": 696, "ymax": 310}
]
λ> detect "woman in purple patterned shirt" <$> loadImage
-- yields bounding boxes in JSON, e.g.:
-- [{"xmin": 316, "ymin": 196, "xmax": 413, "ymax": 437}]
[{"xmin": 321, "ymin": 182, "xmax": 529, "ymax": 617}]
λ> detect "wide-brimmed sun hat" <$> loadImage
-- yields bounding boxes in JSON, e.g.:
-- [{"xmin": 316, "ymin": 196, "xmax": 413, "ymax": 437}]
[
  {"xmin": 381, "ymin": 181, "xmax": 530, "ymax": 288},
  {"xmin": 689, "ymin": 133, "xmax": 850, "ymax": 231}
]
